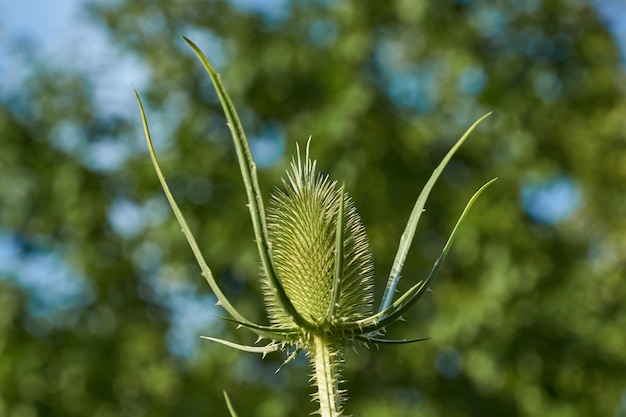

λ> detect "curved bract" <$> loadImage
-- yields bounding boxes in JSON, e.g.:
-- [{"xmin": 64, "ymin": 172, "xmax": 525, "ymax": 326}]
[{"xmin": 135, "ymin": 36, "xmax": 495, "ymax": 417}]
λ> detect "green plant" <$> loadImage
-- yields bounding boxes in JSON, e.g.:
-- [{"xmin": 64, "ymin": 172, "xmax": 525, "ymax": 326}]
[{"xmin": 135, "ymin": 36, "xmax": 495, "ymax": 417}]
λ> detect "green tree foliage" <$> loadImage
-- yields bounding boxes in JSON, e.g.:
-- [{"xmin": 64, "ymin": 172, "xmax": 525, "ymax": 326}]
[{"xmin": 1, "ymin": 1, "xmax": 625, "ymax": 416}]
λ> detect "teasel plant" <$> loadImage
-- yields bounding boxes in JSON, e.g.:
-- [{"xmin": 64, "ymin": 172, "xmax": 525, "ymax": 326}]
[{"xmin": 135, "ymin": 36, "xmax": 496, "ymax": 417}]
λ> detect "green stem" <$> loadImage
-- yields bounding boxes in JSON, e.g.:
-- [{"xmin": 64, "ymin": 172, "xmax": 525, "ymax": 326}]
[{"xmin": 312, "ymin": 335, "xmax": 342, "ymax": 417}]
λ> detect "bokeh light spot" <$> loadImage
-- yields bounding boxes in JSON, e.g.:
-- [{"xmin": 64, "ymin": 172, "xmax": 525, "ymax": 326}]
[{"xmin": 521, "ymin": 176, "xmax": 581, "ymax": 224}]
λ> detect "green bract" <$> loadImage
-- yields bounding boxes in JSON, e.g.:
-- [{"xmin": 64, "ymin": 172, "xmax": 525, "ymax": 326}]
[{"xmin": 135, "ymin": 36, "xmax": 495, "ymax": 417}]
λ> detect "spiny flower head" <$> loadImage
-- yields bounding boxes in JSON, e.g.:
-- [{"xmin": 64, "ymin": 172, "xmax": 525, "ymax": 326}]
[{"xmin": 265, "ymin": 142, "xmax": 374, "ymax": 329}]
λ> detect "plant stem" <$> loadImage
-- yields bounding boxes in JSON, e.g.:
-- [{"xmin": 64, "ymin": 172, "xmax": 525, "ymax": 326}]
[{"xmin": 312, "ymin": 334, "xmax": 342, "ymax": 417}]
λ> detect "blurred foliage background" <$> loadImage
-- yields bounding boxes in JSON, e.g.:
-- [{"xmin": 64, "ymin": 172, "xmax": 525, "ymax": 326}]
[{"xmin": 1, "ymin": 0, "xmax": 626, "ymax": 416}]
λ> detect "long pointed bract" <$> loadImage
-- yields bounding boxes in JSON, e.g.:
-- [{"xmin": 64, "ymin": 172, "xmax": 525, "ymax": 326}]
[
  {"xmin": 220, "ymin": 316, "xmax": 299, "ymax": 341},
  {"xmin": 135, "ymin": 90, "xmax": 271, "ymax": 336},
  {"xmin": 355, "ymin": 335, "xmax": 431, "ymax": 345},
  {"xmin": 183, "ymin": 36, "xmax": 314, "ymax": 332},
  {"xmin": 325, "ymin": 185, "xmax": 345, "ymax": 326},
  {"xmin": 201, "ymin": 336, "xmax": 282, "ymax": 355},
  {"xmin": 223, "ymin": 392, "xmax": 240, "ymax": 417},
  {"xmin": 353, "ymin": 178, "xmax": 497, "ymax": 333},
  {"xmin": 379, "ymin": 113, "xmax": 492, "ymax": 312}
]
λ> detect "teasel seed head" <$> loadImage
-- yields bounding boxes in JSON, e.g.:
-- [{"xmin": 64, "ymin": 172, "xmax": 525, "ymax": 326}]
[{"xmin": 265, "ymin": 142, "xmax": 375, "ymax": 331}]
